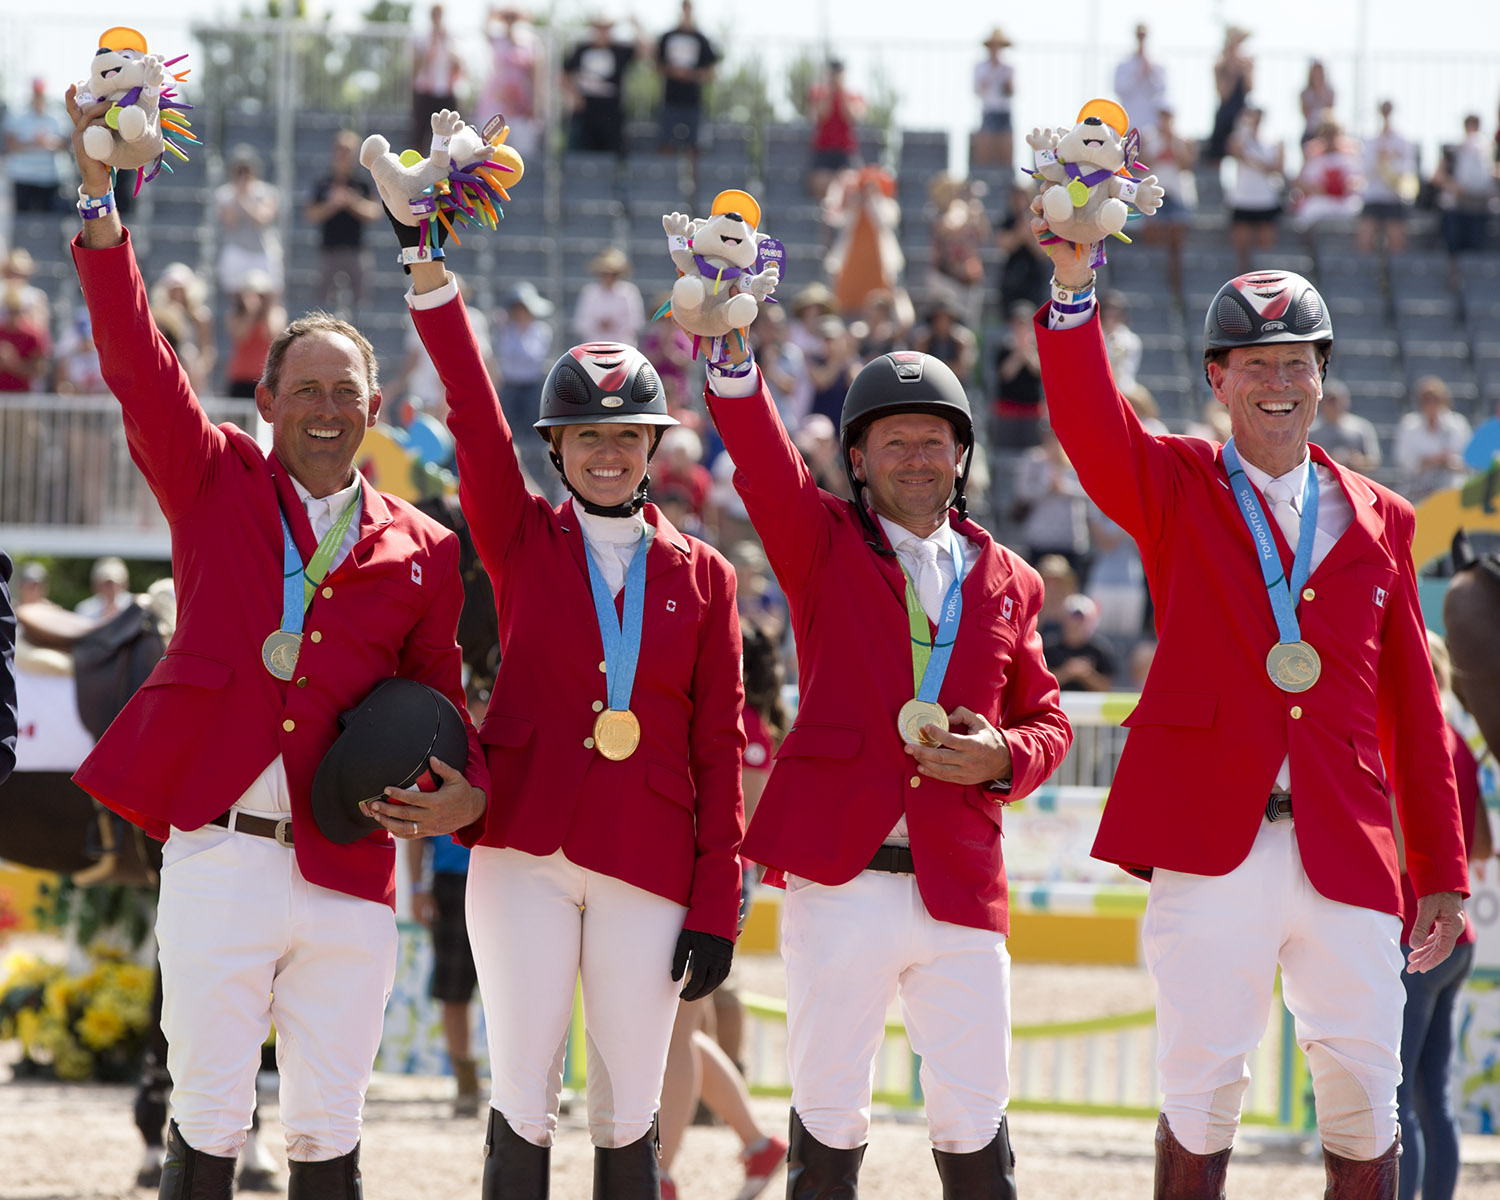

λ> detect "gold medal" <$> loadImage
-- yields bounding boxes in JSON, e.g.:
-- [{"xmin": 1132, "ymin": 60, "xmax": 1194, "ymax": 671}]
[
  {"xmin": 1067, "ymin": 178, "xmax": 1090, "ymax": 207},
  {"xmin": 898, "ymin": 699, "xmax": 949, "ymax": 747},
  {"xmin": 261, "ymin": 630, "xmax": 302, "ymax": 681},
  {"xmin": 593, "ymin": 708, "xmax": 641, "ymax": 761},
  {"xmin": 1266, "ymin": 640, "xmax": 1321, "ymax": 693}
]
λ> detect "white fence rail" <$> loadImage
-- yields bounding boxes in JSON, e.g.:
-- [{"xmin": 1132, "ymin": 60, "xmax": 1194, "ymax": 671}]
[{"xmin": 0, "ymin": 393, "xmax": 260, "ymax": 558}]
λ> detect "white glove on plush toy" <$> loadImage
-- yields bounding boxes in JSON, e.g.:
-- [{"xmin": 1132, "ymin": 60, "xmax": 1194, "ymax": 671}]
[
  {"xmin": 1027, "ymin": 99, "xmax": 1164, "ymax": 266},
  {"xmin": 660, "ymin": 190, "xmax": 782, "ymax": 363}
]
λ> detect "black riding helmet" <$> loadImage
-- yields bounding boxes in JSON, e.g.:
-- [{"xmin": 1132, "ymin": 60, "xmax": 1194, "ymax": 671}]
[
  {"xmin": 311, "ymin": 678, "xmax": 469, "ymax": 845},
  {"xmin": 1203, "ymin": 270, "xmax": 1334, "ymax": 385},
  {"xmin": 839, "ymin": 352, "xmax": 975, "ymax": 531},
  {"xmin": 535, "ymin": 342, "xmax": 679, "ymax": 517}
]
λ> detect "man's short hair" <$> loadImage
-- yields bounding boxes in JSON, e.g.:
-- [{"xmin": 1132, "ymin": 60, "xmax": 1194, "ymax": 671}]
[{"xmin": 261, "ymin": 313, "xmax": 379, "ymax": 399}]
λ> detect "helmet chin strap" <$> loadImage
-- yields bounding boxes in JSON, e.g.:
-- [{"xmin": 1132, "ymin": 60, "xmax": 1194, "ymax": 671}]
[{"xmin": 549, "ymin": 449, "xmax": 651, "ymax": 518}]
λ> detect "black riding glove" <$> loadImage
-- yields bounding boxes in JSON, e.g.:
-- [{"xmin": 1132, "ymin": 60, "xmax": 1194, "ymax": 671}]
[
  {"xmin": 383, "ymin": 199, "xmax": 450, "ymax": 274},
  {"xmin": 671, "ymin": 929, "xmax": 734, "ymax": 1002}
]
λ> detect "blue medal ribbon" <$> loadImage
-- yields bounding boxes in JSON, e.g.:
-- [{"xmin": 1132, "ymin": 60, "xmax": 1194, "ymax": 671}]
[
  {"xmin": 906, "ymin": 529, "xmax": 968, "ymax": 704},
  {"xmin": 278, "ymin": 509, "xmax": 308, "ymax": 637},
  {"xmin": 583, "ymin": 524, "xmax": 654, "ymax": 712},
  {"xmin": 1222, "ymin": 439, "xmax": 1319, "ymax": 648}
]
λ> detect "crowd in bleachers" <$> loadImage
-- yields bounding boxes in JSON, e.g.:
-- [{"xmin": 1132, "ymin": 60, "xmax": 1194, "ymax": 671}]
[{"xmin": 6, "ymin": 14, "xmax": 1500, "ymax": 691}]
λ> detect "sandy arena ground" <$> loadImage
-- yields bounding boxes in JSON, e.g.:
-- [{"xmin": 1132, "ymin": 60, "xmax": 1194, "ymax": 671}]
[{"xmin": 5, "ymin": 957, "xmax": 1500, "ymax": 1198}]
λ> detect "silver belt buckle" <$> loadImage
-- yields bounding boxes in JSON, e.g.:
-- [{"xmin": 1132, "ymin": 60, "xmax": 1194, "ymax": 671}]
[{"xmin": 273, "ymin": 817, "xmax": 294, "ymax": 848}]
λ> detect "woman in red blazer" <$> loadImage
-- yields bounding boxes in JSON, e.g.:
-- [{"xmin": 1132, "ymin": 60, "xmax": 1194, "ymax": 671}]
[{"xmin": 368, "ymin": 245, "xmax": 745, "ymax": 1199}]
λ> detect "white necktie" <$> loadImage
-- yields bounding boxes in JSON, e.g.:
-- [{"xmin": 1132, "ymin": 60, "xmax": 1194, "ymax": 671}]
[
  {"xmin": 306, "ymin": 497, "xmax": 334, "ymax": 542},
  {"xmin": 1263, "ymin": 478, "xmax": 1301, "ymax": 548},
  {"xmin": 906, "ymin": 537, "xmax": 946, "ymax": 622}
]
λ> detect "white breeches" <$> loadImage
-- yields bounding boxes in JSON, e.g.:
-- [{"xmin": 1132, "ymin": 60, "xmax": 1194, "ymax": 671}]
[
  {"xmin": 466, "ymin": 846, "xmax": 686, "ymax": 1148},
  {"xmin": 781, "ymin": 870, "xmax": 1012, "ymax": 1154},
  {"xmin": 1144, "ymin": 818, "xmax": 1404, "ymax": 1159},
  {"xmin": 155, "ymin": 821, "xmax": 397, "ymax": 1161}
]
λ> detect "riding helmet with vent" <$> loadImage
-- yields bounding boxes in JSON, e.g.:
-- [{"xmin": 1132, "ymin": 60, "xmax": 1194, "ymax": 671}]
[
  {"xmin": 1202, "ymin": 270, "xmax": 1333, "ymax": 381},
  {"xmin": 535, "ymin": 342, "xmax": 678, "ymax": 516}
]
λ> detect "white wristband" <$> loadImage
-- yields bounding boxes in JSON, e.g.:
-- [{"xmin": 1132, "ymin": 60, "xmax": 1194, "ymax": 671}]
[
  {"xmin": 1050, "ymin": 274, "xmax": 1097, "ymax": 305},
  {"xmin": 430, "ymin": 133, "xmax": 453, "ymax": 156},
  {"xmin": 1034, "ymin": 147, "xmax": 1058, "ymax": 169},
  {"xmin": 1117, "ymin": 178, "xmax": 1140, "ymax": 204},
  {"xmin": 667, "ymin": 234, "xmax": 690, "ymax": 253}
]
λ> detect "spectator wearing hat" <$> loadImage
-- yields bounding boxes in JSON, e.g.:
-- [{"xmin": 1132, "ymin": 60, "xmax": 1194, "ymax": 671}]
[
  {"xmin": 3, "ymin": 79, "xmax": 67, "ymax": 212},
  {"xmin": 1042, "ymin": 594, "xmax": 1119, "ymax": 692},
  {"xmin": 305, "ymin": 131, "xmax": 381, "ymax": 318},
  {"xmin": 0, "ymin": 552, "xmax": 14, "ymax": 786},
  {"xmin": 3, "ymin": 248, "xmax": 51, "ymax": 329},
  {"xmin": 65, "ymin": 82, "xmax": 488, "ymax": 1199},
  {"xmin": 215, "ymin": 144, "xmax": 283, "ymax": 296},
  {"xmin": 787, "ymin": 282, "xmax": 835, "ymax": 360},
  {"xmin": 972, "ymin": 28, "xmax": 1015, "ymax": 168},
  {"xmin": 564, "ymin": 14, "xmax": 650, "ymax": 157},
  {"xmin": 806, "ymin": 60, "xmax": 865, "ymax": 203},
  {"xmin": 75, "ymin": 556, "xmax": 131, "ymax": 624},
  {"xmin": 1114, "ymin": 25, "xmax": 1168, "ymax": 138},
  {"xmin": 655, "ymin": 1, "xmax": 718, "ymax": 159},
  {"xmin": 573, "ymin": 247, "xmax": 645, "ymax": 345}
]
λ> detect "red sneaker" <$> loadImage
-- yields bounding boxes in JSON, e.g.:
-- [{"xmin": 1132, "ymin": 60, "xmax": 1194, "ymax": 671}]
[{"xmin": 734, "ymin": 1136, "xmax": 789, "ymax": 1200}]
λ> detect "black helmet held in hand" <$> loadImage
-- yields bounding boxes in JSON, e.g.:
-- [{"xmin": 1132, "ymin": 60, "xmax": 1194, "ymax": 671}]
[
  {"xmin": 839, "ymin": 351, "xmax": 975, "ymax": 523},
  {"xmin": 535, "ymin": 342, "xmax": 678, "ymax": 517},
  {"xmin": 1203, "ymin": 270, "xmax": 1333, "ymax": 383},
  {"xmin": 311, "ymin": 678, "xmax": 469, "ymax": 845}
]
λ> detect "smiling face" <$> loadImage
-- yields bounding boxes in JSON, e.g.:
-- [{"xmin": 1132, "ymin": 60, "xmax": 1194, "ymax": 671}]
[
  {"xmin": 256, "ymin": 330, "xmax": 381, "ymax": 497},
  {"xmin": 90, "ymin": 47, "xmax": 146, "ymax": 99},
  {"xmin": 556, "ymin": 423, "xmax": 652, "ymax": 510},
  {"xmin": 692, "ymin": 212, "xmax": 759, "ymax": 268},
  {"xmin": 1057, "ymin": 120, "xmax": 1126, "ymax": 172},
  {"xmin": 1207, "ymin": 342, "xmax": 1322, "ymax": 476},
  {"xmin": 849, "ymin": 412, "xmax": 962, "ymax": 538}
]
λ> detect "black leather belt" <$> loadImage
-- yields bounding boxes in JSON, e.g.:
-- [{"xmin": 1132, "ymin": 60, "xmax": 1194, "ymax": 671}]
[
  {"xmin": 867, "ymin": 844, "xmax": 915, "ymax": 874},
  {"xmin": 211, "ymin": 810, "xmax": 294, "ymax": 847},
  {"xmin": 1266, "ymin": 793, "xmax": 1293, "ymax": 823}
]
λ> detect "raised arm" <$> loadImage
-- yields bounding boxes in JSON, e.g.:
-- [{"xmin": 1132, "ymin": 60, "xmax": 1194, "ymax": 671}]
[
  {"xmin": 406, "ymin": 257, "xmax": 538, "ymax": 576},
  {"xmin": 66, "ymin": 84, "xmax": 225, "ymax": 521},
  {"xmin": 701, "ymin": 357, "xmax": 833, "ymax": 599}
]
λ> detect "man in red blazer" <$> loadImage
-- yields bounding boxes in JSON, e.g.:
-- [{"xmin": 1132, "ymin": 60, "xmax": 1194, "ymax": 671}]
[
  {"xmin": 1032, "ymin": 228, "xmax": 1468, "ymax": 1197},
  {"xmin": 704, "ymin": 345, "xmax": 1071, "ymax": 1198},
  {"xmin": 65, "ymin": 88, "xmax": 487, "ymax": 1200}
]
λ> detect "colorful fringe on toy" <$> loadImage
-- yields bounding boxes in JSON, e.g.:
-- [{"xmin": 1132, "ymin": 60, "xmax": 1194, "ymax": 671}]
[{"xmin": 134, "ymin": 54, "xmax": 199, "ymax": 194}]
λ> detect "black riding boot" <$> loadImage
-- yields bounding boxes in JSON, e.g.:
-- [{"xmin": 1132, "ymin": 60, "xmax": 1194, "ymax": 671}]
[
  {"xmin": 786, "ymin": 1109, "xmax": 866, "ymax": 1200},
  {"xmin": 286, "ymin": 1143, "xmax": 362, "ymax": 1200},
  {"xmin": 158, "ymin": 1120, "xmax": 236, "ymax": 1200},
  {"xmin": 932, "ymin": 1115, "xmax": 1018, "ymax": 1199},
  {"xmin": 592, "ymin": 1116, "xmax": 660, "ymax": 1199},
  {"xmin": 483, "ymin": 1109, "xmax": 551, "ymax": 1200}
]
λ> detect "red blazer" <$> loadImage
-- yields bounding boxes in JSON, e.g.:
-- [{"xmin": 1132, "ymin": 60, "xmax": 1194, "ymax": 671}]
[
  {"xmin": 69, "ymin": 231, "xmax": 488, "ymax": 909},
  {"xmin": 705, "ymin": 375, "xmax": 1072, "ymax": 935},
  {"xmin": 409, "ymin": 295, "xmax": 745, "ymax": 942},
  {"xmin": 1037, "ymin": 309, "xmax": 1467, "ymax": 913}
]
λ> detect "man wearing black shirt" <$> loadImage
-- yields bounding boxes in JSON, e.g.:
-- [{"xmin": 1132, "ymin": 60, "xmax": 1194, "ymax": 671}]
[
  {"xmin": 1041, "ymin": 594, "xmax": 1119, "ymax": 692},
  {"xmin": 656, "ymin": 1, "xmax": 718, "ymax": 155},
  {"xmin": 564, "ymin": 16, "xmax": 646, "ymax": 156},
  {"xmin": 304, "ymin": 131, "xmax": 381, "ymax": 316}
]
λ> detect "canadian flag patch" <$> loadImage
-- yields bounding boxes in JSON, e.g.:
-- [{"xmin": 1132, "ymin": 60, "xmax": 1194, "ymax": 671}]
[
  {"xmin": 1001, "ymin": 595, "xmax": 1016, "ymax": 622},
  {"xmin": 411, "ymin": 562, "xmax": 423, "ymax": 586},
  {"xmin": 1372, "ymin": 585, "xmax": 1386, "ymax": 608}
]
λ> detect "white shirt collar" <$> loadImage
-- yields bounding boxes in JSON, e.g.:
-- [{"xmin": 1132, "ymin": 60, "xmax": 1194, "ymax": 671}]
[
  {"xmin": 1235, "ymin": 450, "xmax": 1311, "ymax": 499},
  {"xmin": 877, "ymin": 514, "xmax": 951, "ymax": 559},
  {"xmin": 577, "ymin": 505, "xmax": 648, "ymax": 547},
  {"xmin": 290, "ymin": 472, "xmax": 361, "ymax": 517}
]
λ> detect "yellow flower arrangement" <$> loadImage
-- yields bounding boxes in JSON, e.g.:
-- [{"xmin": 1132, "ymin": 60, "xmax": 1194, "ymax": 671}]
[{"xmin": 0, "ymin": 948, "xmax": 153, "ymax": 1082}]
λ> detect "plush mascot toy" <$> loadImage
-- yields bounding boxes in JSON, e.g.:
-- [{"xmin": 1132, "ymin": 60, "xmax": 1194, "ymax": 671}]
[
  {"xmin": 659, "ymin": 190, "xmax": 783, "ymax": 364},
  {"xmin": 1026, "ymin": 99, "xmax": 1164, "ymax": 266},
  {"xmin": 361, "ymin": 108, "xmax": 524, "ymax": 262},
  {"xmin": 76, "ymin": 27, "xmax": 197, "ymax": 193}
]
